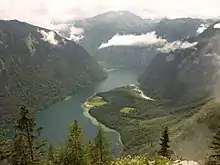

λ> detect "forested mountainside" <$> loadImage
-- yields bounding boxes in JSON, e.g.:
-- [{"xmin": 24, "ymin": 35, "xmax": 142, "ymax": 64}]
[
  {"xmin": 85, "ymin": 85, "xmax": 219, "ymax": 162},
  {"xmin": 139, "ymin": 22, "xmax": 220, "ymax": 104},
  {"xmin": 0, "ymin": 20, "xmax": 106, "ymax": 122}
]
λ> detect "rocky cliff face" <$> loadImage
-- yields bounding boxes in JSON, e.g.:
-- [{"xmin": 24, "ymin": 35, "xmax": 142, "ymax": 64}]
[
  {"xmin": 139, "ymin": 23, "xmax": 220, "ymax": 103},
  {"xmin": 0, "ymin": 20, "xmax": 106, "ymax": 122}
]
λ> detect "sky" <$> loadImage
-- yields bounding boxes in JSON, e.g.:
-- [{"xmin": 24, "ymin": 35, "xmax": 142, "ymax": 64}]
[{"xmin": 1, "ymin": 0, "xmax": 220, "ymax": 28}]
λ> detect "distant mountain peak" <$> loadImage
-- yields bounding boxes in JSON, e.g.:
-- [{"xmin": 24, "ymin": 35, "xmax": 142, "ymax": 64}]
[
  {"xmin": 92, "ymin": 10, "xmax": 143, "ymax": 21},
  {"xmin": 98, "ymin": 10, "xmax": 139, "ymax": 17},
  {"xmin": 74, "ymin": 10, "xmax": 145, "ymax": 29}
]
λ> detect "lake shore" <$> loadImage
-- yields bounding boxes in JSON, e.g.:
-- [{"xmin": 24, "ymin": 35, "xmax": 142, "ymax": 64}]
[
  {"xmin": 82, "ymin": 96, "xmax": 124, "ymax": 155},
  {"xmin": 36, "ymin": 68, "xmax": 141, "ymax": 156}
]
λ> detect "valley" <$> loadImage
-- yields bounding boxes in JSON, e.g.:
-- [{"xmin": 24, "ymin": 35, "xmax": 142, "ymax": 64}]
[{"xmin": 1, "ymin": 8, "xmax": 220, "ymax": 164}]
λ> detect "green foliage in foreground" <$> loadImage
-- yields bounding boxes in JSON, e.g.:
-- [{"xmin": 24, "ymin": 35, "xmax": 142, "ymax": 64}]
[
  {"xmin": 1, "ymin": 104, "xmax": 220, "ymax": 165},
  {"xmin": 56, "ymin": 120, "xmax": 89, "ymax": 165},
  {"xmin": 159, "ymin": 127, "xmax": 172, "ymax": 158},
  {"xmin": 206, "ymin": 127, "xmax": 220, "ymax": 165}
]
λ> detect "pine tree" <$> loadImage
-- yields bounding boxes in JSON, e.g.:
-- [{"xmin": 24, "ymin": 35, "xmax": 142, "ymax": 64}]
[
  {"xmin": 58, "ymin": 120, "xmax": 89, "ymax": 165},
  {"xmin": 207, "ymin": 128, "xmax": 220, "ymax": 165},
  {"xmin": 86, "ymin": 140, "xmax": 97, "ymax": 165},
  {"xmin": 11, "ymin": 105, "xmax": 46, "ymax": 164},
  {"xmin": 94, "ymin": 124, "xmax": 113, "ymax": 165},
  {"xmin": 158, "ymin": 127, "xmax": 172, "ymax": 158},
  {"xmin": 48, "ymin": 143, "xmax": 54, "ymax": 162},
  {"xmin": 0, "ymin": 129, "xmax": 11, "ymax": 163}
]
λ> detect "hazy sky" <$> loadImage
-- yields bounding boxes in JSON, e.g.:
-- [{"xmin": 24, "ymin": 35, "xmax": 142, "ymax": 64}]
[{"xmin": 1, "ymin": 0, "xmax": 220, "ymax": 28}]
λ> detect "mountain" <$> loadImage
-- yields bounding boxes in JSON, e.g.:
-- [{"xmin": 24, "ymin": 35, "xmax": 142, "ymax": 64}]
[
  {"xmin": 154, "ymin": 18, "xmax": 204, "ymax": 42},
  {"xmin": 81, "ymin": 22, "xmax": 220, "ymax": 162},
  {"xmin": 74, "ymin": 11, "xmax": 154, "ymax": 67},
  {"xmin": 139, "ymin": 22, "xmax": 220, "ymax": 104},
  {"xmin": 64, "ymin": 12, "xmax": 208, "ymax": 68},
  {"xmin": 0, "ymin": 20, "xmax": 106, "ymax": 122},
  {"xmin": 74, "ymin": 11, "xmax": 147, "ymax": 29}
]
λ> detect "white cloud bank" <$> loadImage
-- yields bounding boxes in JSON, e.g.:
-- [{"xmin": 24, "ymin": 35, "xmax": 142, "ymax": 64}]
[
  {"xmin": 158, "ymin": 41, "xmax": 198, "ymax": 53},
  {"xmin": 204, "ymin": 53, "xmax": 220, "ymax": 59},
  {"xmin": 99, "ymin": 31, "xmax": 166, "ymax": 49},
  {"xmin": 68, "ymin": 26, "xmax": 84, "ymax": 42},
  {"xmin": 69, "ymin": 26, "xmax": 84, "ymax": 35},
  {"xmin": 197, "ymin": 24, "xmax": 209, "ymax": 34},
  {"xmin": 214, "ymin": 23, "xmax": 220, "ymax": 29},
  {"xmin": 50, "ymin": 23, "xmax": 84, "ymax": 42},
  {"xmin": 39, "ymin": 30, "xmax": 59, "ymax": 45},
  {"xmin": 99, "ymin": 31, "xmax": 197, "ymax": 53}
]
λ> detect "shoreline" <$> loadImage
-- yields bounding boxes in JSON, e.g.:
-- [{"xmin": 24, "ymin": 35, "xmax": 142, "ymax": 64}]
[{"xmin": 82, "ymin": 100, "xmax": 124, "ymax": 155}]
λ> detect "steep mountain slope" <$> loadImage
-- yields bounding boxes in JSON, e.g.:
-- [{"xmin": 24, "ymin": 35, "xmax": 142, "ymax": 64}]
[
  {"xmin": 139, "ymin": 23, "xmax": 220, "ymax": 103},
  {"xmin": 60, "ymin": 11, "xmax": 206, "ymax": 68},
  {"xmin": 0, "ymin": 20, "xmax": 106, "ymax": 122},
  {"xmin": 155, "ymin": 18, "xmax": 204, "ymax": 41}
]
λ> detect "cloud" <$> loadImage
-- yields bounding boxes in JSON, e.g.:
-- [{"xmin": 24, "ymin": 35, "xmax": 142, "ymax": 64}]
[
  {"xmin": 214, "ymin": 23, "xmax": 220, "ymax": 29},
  {"xmin": 158, "ymin": 41, "xmax": 198, "ymax": 53},
  {"xmin": 1, "ymin": 0, "xmax": 220, "ymax": 28},
  {"xmin": 98, "ymin": 31, "xmax": 198, "ymax": 53},
  {"xmin": 69, "ymin": 26, "xmax": 84, "ymax": 35},
  {"xmin": 50, "ymin": 23, "xmax": 84, "ymax": 42},
  {"xmin": 51, "ymin": 24, "xmax": 84, "ymax": 35},
  {"xmin": 197, "ymin": 24, "xmax": 209, "ymax": 34},
  {"xmin": 67, "ymin": 26, "xmax": 84, "ymax": 42},
  {"xmin": 39, "ymin": 30, "xmax": 59, "ymax": 45},
  {"xmin": 51, "ymin": 23, "xmax": 70, "ymax": 31},
  {"xmin": 99, "ymin": 31, "xmax": 166, "ymax": 49},
  {"xmin": 204, "ymin": 53, "xmax": 220, "ymax": 59},
  {"xmin": 68, "ymin": 34, "xmax": 84, "ymax": 42}
]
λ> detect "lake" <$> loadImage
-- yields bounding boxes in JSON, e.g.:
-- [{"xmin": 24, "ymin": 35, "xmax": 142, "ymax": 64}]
[{"xmin": 36, "ymin": 68, "xmax": 142, "ymax": 156}]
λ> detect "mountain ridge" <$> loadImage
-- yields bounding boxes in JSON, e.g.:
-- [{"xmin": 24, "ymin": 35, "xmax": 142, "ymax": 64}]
[
  {"xmin": 0, "ymin": 19, "xmax": 107, "ymax": 122},
  {"xmin": 64, "ymin": 11, "xmax": 212, "ymax": 68},
  {"xmin": 139, "ymin": 22, "xmax": 220, "ymax": 103}
]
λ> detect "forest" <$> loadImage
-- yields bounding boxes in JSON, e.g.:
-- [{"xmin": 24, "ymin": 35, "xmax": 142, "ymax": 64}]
[{"xmin": 1, "ymin": 105, "xmax": 220, "ymax": 165}]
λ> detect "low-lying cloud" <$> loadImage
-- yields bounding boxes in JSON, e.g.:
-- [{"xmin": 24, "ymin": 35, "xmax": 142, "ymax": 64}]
[
  {"xmin": 197, "ymin": 24, "xmax": 209, "ymax": 34},
  {"xmin": 51, "ymin": 23, "xmax": 84, "ymax": 42},
  {"xmin": 39, "ymin": 30, "xmax": 59, "ymax": 45},
  {"xmin": 158, "ymin": 41, "xmax": 198, "ymax": 53},
  {"xmin": 214, "ymin": 23, "xmax": 220, "ymax": 29},
  {"xmin": 69, "ymin": 26, "xmax": 84, "ymax": 35},
  {"xmin": 99, "ymin": 31, "xmax": 167, "ymax": 49},
  {"xmin": 67, "ymin": 26, "xmax": 84, "ymax": 42},
  {"xmin": 99, "ymin": 31, "xmax": 198, "ymax": 53}
]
